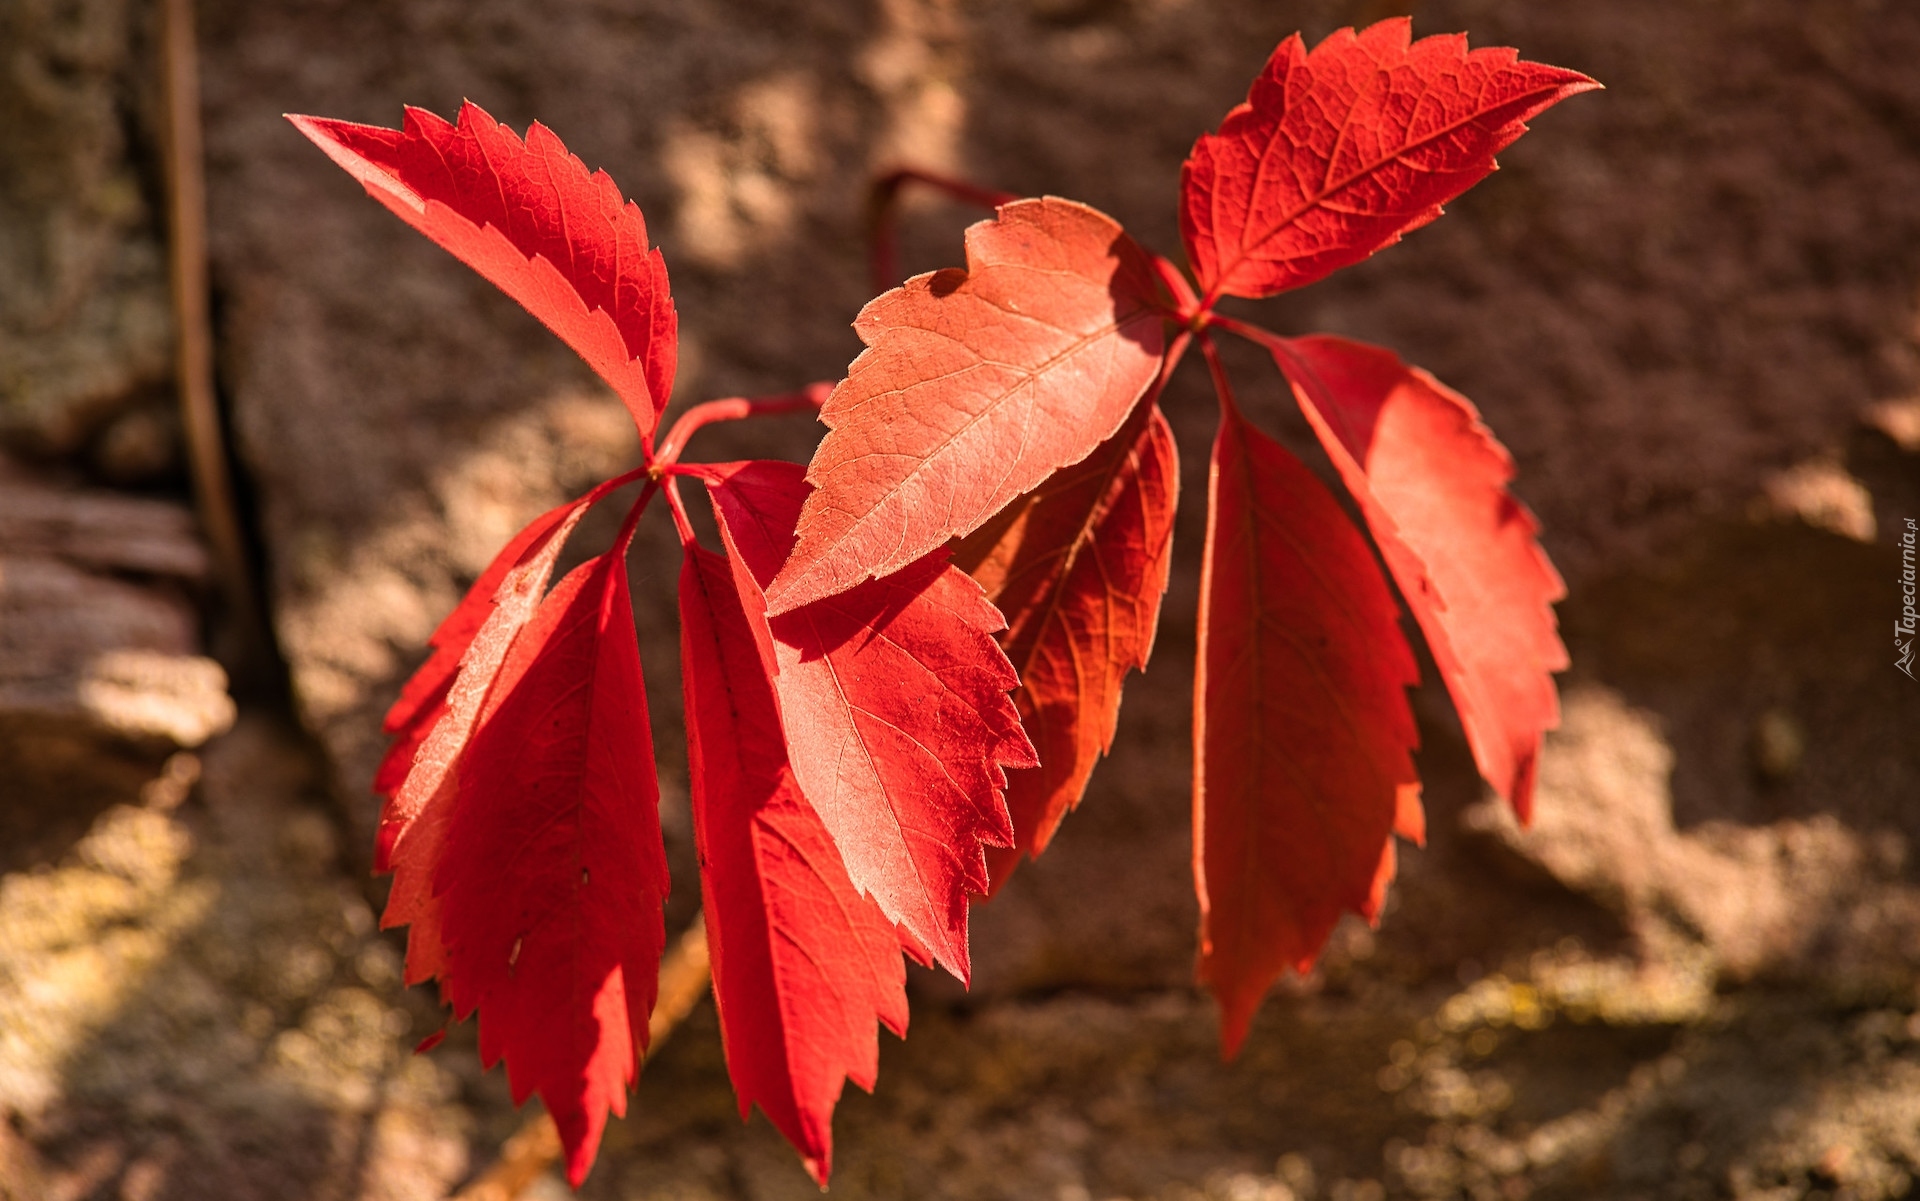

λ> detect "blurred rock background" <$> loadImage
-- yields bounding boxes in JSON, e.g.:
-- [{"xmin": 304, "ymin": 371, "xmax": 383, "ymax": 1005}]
[{"xmin": 3, "ymin": 0, "xmax": 1918, "ymax": 1198}]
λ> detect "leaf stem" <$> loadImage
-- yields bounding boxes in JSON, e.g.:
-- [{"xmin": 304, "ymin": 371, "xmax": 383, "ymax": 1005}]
[
  {"xmin": 1206, "ymin": 313, "xmax": 1288, "ymax": 356},
  {"xmin": 1150, "ymin": 253, "xmax": 1207, "ymax": 329},
  {"xmin": 869, "ymin": 167, "xmax": 1018, "ymax": 293},
  {"xmin": 661, "ymin": 477, "xmax": 697, "ymax": 548},
  {"xmin": 652, "ymin": 383, "xmax": 833, "ymax": 471},
  {"xmin": 1160, "ymin": 328, "xmax": 1195, "ymax": 398},
  {"xmin": 615, "ymin": 478, "xmax": 657, "ymax": 554},
  {"xmin": 1198, "ymin": 332, "xmax": 1243, "ymax": 421}
]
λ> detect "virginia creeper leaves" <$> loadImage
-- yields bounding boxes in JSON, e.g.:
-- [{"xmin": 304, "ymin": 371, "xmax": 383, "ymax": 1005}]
[
  {"xmin": 289, "ymin": 104, "xmax": 677, "ymax": 440},
  {"xmin": 705, "ymin": 460, "xmax": 1035, "ymax": 979},
  {"xmin": 1193, "ymin": 402, "xmax": 1421, "ymax": 1056},
  {"xmin": 1180, "ymin": 18, "xmax": 1598, "ymax": 301},
  {"xmin": 951, "ymin": 401, "xmax": 1179, "ymax": 886},
  {"xmin": 373, "ymin": 485, "xmax": 625, "ymax": 817},
  {"xmin": 307, "ymin": 23, "xmax": 1590, "ymax": 1179},
  {"xmin": 1267, "ymin": 334, "xmax": 1569, "ymax": 818},
  {"xmin": 378, "ymin": 493, "xmax": 604, "ymax": 989},
  {"xmin": 679, "ymin": 542, "xmax": 908, "ymax": 1184},
  {"xmin": 766, "ymin": 198, "xmax": 1168, "ymax": 614},
  {"xmin": 433, "ymin": 534, "xmax": 668, "ymax": 1186}
]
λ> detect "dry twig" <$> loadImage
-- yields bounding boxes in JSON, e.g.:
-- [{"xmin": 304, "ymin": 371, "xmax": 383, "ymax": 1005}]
[{"xmin": 159, "ymin": 0, "xmax": 268, "ymax": 661}]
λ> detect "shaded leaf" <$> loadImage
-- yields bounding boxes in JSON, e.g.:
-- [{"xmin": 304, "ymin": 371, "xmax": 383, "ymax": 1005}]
[
  {"xmin": 704, "ymin": 459, "xmax": 1035, "ymax": 979},
  {"xmin": 378, "ymin": 494, "xmax": 608, "ymax": 986},
  {"xmin": 767, "ymin": 198, "xmax": 1168, "ymax": 614},
  {"xmin": 1180, "ymin": 18, "xmax": 1597, "ymax": 301},
  {"xmin": 679, "ymin": 541, "xmax": 908, "ymax": 1185},
  {"xmin": 1267, "ymin": 333, "xmax": 1567, "ymax": 819},
  {"xmin": 1194, "ymin": 403, "xmax": 1419, "ymax": 1057},
  {"xmin": 290, "ymin": 103, "xmax": 677, "ymax": 439},
  {"xmin": 374, "ymin": 494, "xmax": 599, "ymax": 817},
  {"xmin": 436, "ymin": 532, "xmax": 669, "ymax": 1187},
  {"xmin": 951, "ymin": 402, "xmax": 1179, "ymax": 887}
]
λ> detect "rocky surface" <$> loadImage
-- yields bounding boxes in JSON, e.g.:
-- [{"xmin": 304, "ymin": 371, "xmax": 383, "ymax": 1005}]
[
  {"xmin": 0, "ymin": 461, "xmax": 233, "ymax": 868},
  {"xmin": 0, "ymin": 720, "xmax": 471, "ymax": 1201},
  {"xmin": 0, "ymin": 0, "xmax": 177, "ymax": 477}
]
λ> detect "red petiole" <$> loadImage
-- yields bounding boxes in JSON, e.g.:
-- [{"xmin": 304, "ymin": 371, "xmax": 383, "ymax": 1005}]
[
  {"xmin": 869, "ymin": 168, "xmax": 1018, "ymax": 293},
  {"xmin": 651, "ymin": 382, "xmax": 833, "ymax": 472}
]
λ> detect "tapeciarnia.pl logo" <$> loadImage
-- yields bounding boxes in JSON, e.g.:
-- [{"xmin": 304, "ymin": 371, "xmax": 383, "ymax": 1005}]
[{"xmin": 1899, "ymin": 517, "xmax": 1917, "ymax": 679}]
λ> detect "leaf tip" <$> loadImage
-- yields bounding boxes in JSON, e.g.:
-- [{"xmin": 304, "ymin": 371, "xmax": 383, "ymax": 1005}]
[
  {"xmin": 1215, "ymin": 994, "xmax": 1256, "ymax": 1062},
  {"xmin": 804, "ymin": 1153, "xmax": 832, "ymax": 1189},
  {"xmin": 1507, "ymin": 747, "xmax": 1541, "ymax": 827}
]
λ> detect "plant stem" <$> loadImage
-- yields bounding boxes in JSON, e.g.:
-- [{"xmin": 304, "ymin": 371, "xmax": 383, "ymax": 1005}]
[
  {"xmin": 652, "ymin": 383, "xmax": 833, "ymax": 471},
  {"xmin": 1205, "ymin": 313, "xmax": 1289, "ymax": 355},
  {"xmin": 1198, "ymin": 332, "xmax": 1242, "ymax": 420},
  {"xmin": 162, "ymin": 0, "xmax": 272, "ymax": 673},
  {"xmin": 1159, "ymin": 329, "xmax": 1196, "ymax": 400},
  {"xmin": 1150, "ymin": 254, "xmax": 1205, "ymax": 328},
  {"xmin": 662, "ymin": 477, "xmax": 697, "ymax": 547},
  {"xmin": 614, "ymin": 479, "xmax": 655, "ymax": 552},
  {"xmin": 869, "ymin": 168, "xmax": 1017, "ymax": 293}
]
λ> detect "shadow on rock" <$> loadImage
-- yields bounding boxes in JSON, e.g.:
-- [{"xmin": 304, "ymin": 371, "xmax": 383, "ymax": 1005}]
[{"xmin": 0, "ymin": 717, "xmax": 477, "ymax": 1201}]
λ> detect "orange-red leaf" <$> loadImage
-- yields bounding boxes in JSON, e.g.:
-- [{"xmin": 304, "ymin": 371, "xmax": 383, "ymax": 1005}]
[
  {"xmin": 704, "ymin": 460, "xmax": 1035, "ymax": 979},
  {"xmin": 1194, "ymin": 403, "xmax": 1420, "ymax": 1057},
  {"xmin": 289, "ymin": 103, "xmax": 677, "ymax": 440},
  {"xmin": 951, "ymin": 402, "xmax": 1179, "ymax": 888},
  {"xmin": 1267, "ymin": 334, "xmax": 1567, "ymax": 819},
  {"xmin": 437, "ymin": 535, "xmax": 669, "ymax": 1187},
  {"xmin": 766, "ymin": 198, "xmax": 1168, "ymax": 614},
  {"xmin": 1180, "ymin": 18, "xmax": 1597, "ymax": 302},
  {"xmin": 679, "ymin": 541, "xmax": 908, "ymax": 1185}
]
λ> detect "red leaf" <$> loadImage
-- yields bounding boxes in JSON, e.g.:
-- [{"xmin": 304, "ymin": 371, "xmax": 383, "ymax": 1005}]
[
  {"xmin": 679, "ymin": 541, "xmax": 909, "ymax": 1185},
  {"xmin": 289, "ymin": 103, "xmax": 677, "ymax": 440},
  {"xmin": 1180, "ymin": 18, "xmax": 1597, "ymax": 302},
  {"xmin": 374, "ymin": 493, "xmax": 599, "ymax": 815},
  {"xmin": 1267, "ymin": 334, "xmax": 1567, "ymax": 819},
  {"xmin": 951, "ymin": 402, "xmax": 1179, "ymax": 887},
  {"xmin": 378, "ymin": 494, "xmax": 608, "ymax": 986},
  {"xmin": 373, "ymin": 674, "xmax": 445, "ymax": 805},
  {"xmin": 437, "ymin": 533, "xmax": 669, "ymax": 1187},
  {"xmin": 1194, "ymin": 403, "xmax": 1420, "ymax": 1057},
  {"xmin": 765, "ymin": 198, "xmax": 1168, "ymax": 614},
  {"xmin": 703, "ymin": 459, "xmax": 1035, "ymax": 979}
]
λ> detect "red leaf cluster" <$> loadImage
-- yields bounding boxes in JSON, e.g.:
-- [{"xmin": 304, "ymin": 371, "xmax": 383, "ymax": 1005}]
[
  {"xmin": 294, "ymin": 103, "xmax": 1031, "ymax": 1185},
  {"xmin": 293, "ymin": 17, "xmax": 1592, "ymax": 1187},
  {"xmin": 771, "ymin": 15, "xmax": 1585, "ymax": 1045}
]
